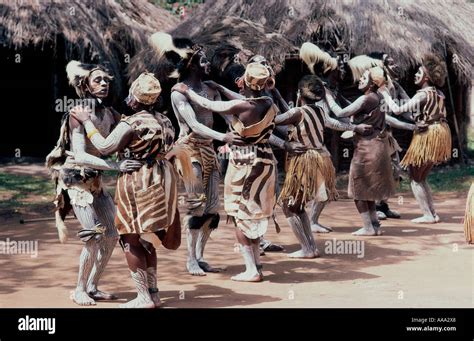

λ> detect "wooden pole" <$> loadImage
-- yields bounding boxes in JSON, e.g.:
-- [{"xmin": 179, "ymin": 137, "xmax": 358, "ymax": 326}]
[{"xmin": 443, "ymin": 42, "xmax": 465, "ymax": 165}]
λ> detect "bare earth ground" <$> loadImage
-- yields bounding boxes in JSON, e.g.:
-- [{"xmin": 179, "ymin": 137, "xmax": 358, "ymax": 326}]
[{"xmin": 0, "ymin": 164, "xmax": 472, "ymax": 308}]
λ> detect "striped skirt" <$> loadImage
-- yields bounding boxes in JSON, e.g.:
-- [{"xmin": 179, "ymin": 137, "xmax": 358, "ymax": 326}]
[
  {"xmin": 224, "ymin": 145, "xmax": 276, "ymax": 239},
  {"xmin": 115, "ymin": 160, "xmax": 178, "ymax": 235}
]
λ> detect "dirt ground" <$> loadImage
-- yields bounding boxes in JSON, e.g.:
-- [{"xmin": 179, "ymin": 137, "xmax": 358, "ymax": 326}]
[{"xmin": 0, "ymin": 164, "xmax": 472, "ymax": 308}]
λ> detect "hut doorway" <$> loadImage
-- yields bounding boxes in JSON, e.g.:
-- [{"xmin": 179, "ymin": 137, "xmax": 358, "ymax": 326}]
[{"xmin": 0, "ymin": 43, "xmax": 68, "ymax": 158}]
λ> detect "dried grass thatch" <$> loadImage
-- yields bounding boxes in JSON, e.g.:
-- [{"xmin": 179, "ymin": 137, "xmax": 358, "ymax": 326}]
[
  {"xmin": 0, "ymin": 0, "xmax": 178, "ymax": 87},
  {"xmin": 172, "ymin": 0, "xmax": 474, "ymax": 85},
  {"xmin": 128, "ymin": 15, "xmax": 296, "ymax": 82}
]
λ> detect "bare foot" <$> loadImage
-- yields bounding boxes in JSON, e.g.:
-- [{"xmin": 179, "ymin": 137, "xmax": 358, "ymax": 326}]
[
  {"xmin": 119, "ymin": 296, "xmax": 155, "ymax": 309},
  {"xmin": 187, "ymin": 258, "xmax": 206, "ymax": 276},
  {"xmin": 385, "ymin": 209, "xmax": 401, "ymax": 219},
  {"xmin": 288, "ymin": 249, "xmax": 318, "ymax": 259},
  {"xmin": 311, "ymin": 223, "xmax": 332, "ymax": 233},
  {"xmin": 198, "ymin": 261, "xmax": 225, "ymax": 273},
  {"xmin": 352, "ymin": 227, "xmax": 377, "ymax": 236},
  {"xmin": 376, "ymin": 211, "xmax": 387, "ymax": 220},
  {"xmin": 231, "ymin": 271, "xmax": 262, "ymax": 282},
  {"xmin": 71, "ymin": 289, "xmax": 96, "ymax": 306},
  {"xmin": 88, "ymin": 289, "xmax": 117, "ymax": 301},
  {"xmin": 149, "ymin": 290, "xmax": 161, "ymax": 308},
  {"xmin": 411, "ymin": 214, "xmax": 440, "ymax": 224}
]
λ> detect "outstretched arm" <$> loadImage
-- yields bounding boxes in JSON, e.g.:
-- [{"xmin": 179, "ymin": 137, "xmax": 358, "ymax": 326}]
[
  {"xmin": 385, "ymin": 115, "xmax": 415, "ymax": 131},
  {"xmin": 184, "ymin": 88, "xmax": 251, "ymax": 115},
  {"xmin": 212, "ymin": 88, "xmax": 233, "ymax": 126},
  {"xmin": 323, "ymin": 110, "xmax": 356, "ymax": 131},
  {"xmin": 275, "ymin": 107, "xmax": 303, "ymax": 126},
  {"xmin": 69, "ymin": 117, "xmax": 122, "ymax": 171},
  {"xmin": 380, "ymin": 88, "xmax": 427, "ymax": 115},
  {"xmin": 69, "ymin": 106, "xmax": 134, "ymax": 156},
  {"xmin": 205, "ymin": 81, "xmax": 245, "ymax": 100},
  {"xmin": 326, "ymin": 91, "xmax": 368, "ymax": 118},
  {"xmin": 82, "ymin": 121, "xmax": 133, "ymax": 155},
  {"xmin": 171, "ymin": 91, "xmax": 228, "ymax": 142}
]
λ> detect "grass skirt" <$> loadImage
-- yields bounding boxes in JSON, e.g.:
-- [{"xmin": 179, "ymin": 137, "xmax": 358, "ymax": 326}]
[
  {"xmin": 278, "ymin": 149, "xmax": 327, "ymax": 209},
  {"xmin": 400, "ymin": 121, "xmax": 451, "ymax": 168}
]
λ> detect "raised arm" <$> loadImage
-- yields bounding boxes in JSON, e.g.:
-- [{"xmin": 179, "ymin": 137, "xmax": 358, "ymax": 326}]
[
  {"xmin": 393, "ymin": 81, "xmax": 410, "ymax": 100},
  {"xmin": 380, "ymin": 88, "xmax": 427, "ymax": 115},
  {"xmin": 326, "ymin": 91, "xmax": 369, "ymax": 118},
  {"xmin": 271, "ymin": 87, "xmax": 290, "ymax": 112}
]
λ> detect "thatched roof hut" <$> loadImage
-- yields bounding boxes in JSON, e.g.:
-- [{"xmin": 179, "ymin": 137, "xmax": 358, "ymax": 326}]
[
  {"xmin": 0, "ymin": 0, "xmax": 178, "ymax": 91},
  {"xmin": 127, "ymin": 15, "xmax": 295, "ymax": 79},
  {"xmin": 172, "ymin": 0, "xmax": 473, "ymax": 169},
  {"xmin": 173, "ymin": 0, "xmax": 474, "ymax": 85},
  {"xmin": 0, "ymin": 0, "xmax": 178, "ymax": 157}
]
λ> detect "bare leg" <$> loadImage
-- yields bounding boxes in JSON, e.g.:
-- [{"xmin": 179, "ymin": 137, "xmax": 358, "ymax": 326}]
[
  {"xmin": 283, "ymin": 203, "xmax": 318, "ymax": 258},
  {"xmin": 231, "ymin": 228, "xmax": 262, "ymax": 282},
  {"xmin": 185, "ymin": 218, "xmax": 206, "ymax": 276},
  {"xmin": 69, "ymin": 200, "xmax": 100, "ymax": 306},
  {"xmin": 73, "ymin": 240, "xmax": 98, "ymax": 306},
  {"xmin": 251, "ymin": 239, "xmax": 263, "ymax": 277},
  {"xmin": 377, "ymin": 151, "xmax": 402, "ymax": 219},
  {"xmin": 144, "ymin": 245, "xmax": 160, "ymax": 308},
  {"xmin": 87, "ymin": 191, "xmax": 118, "ymax": 301},
  {"xmin": 368, "ymin": 201, "xmax": 382, "ymax": 235},
  {"xmin": 184, "ymin": 163, "xmax": 206, "ymax": 276},
  {"xmin": 353, "ymin": 200, "xmax": 377, "ymax": 236},
  {"xmin": 409, "ymin": 164, "xmax": 439, "ymax": 223},
  {"xmin": 119, "ymin": 234, "xmax": 154, "ymax": 308},
  {"xmin": 310, "ymin": 200, "xmax": 333, "ymax": 233},
  {"xmin": 196, "ymin": 169, "xmax": 224, "ymax": 272}
]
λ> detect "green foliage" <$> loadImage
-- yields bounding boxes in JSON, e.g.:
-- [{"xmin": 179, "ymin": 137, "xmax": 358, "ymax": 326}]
[{"xmin": 0, "ymin": 172, "xmax": 54, "ymax": 211}]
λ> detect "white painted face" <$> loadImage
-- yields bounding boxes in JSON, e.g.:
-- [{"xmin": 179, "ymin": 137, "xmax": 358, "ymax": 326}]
[
  {"xmin": 414, "ymin": 66, "xmax": 426, "ymax": 86},
  {"xmin": 87, "ymin": 69, "xmax": 111, "ymax": 99},
  {"xmin": 358, "ymin": 70, "xmax": 370, "ymax": 90}
]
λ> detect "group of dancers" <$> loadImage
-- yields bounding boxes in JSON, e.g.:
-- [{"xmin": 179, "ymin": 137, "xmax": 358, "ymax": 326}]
[{"xmin": 46, "ymin": 32, "xmax": 452, "ymax": 308}]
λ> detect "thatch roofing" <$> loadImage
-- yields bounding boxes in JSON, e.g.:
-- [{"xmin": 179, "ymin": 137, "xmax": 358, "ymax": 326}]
[
  {"xmin": 127, "ymin": 15, "xmax": 296, "ymax": 82},
  {"xmin": 172, "ymin": 0, "xmax": 474, "ymax": 85},
  {"xmin": 0, "ymin": 0, "xmax": 178, "ymax": 80},
  {"xmin": 185, "ymin": 16, "xmax": 297, "ymax": 64}
]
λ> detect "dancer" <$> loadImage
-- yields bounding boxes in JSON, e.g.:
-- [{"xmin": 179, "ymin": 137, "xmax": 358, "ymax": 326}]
[
  {"xmin": 367, "ymin": 53, "xmax": 416, "ymax": 219},
  {"xmin": 46, "ymin": 61, "xmax": 141, "ymax": 305},
  {"xmin": 379, "ymin": 53, "xmax": 451, "ymax": 223},
  {"xmin": 150, "ymin": 32, "xmax": 243, "ymax": 276},
  {"xmin": 204, "ymin": 54, "xmax": 288, "ymax": 254},
  {"xmin": 275, "ymin": 75, "xmax": 372, "ymax": 256},
  {"xmin": 70, "ymin": 72, "xmax": 193, "ymax": 308},
  {"xmin": 326, "ymin": 66, "xmax": 395, "ymax": 236},
  {"xmin": 173, "ymin": 62, "xmax": 279, "ymax": 282}
]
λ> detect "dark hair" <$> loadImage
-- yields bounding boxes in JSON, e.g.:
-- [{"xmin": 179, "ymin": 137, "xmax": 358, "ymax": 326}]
[
  {"xmin": 298, "ymin": 75, "xmax": 325, "ymax": 101},
  {"xmin": 422, "ymin": 53, "xmax": 447, "ymax": 88},
  {"xmin": 367, "ymin": 51, "xmax": 386, "ymax": 60}
]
